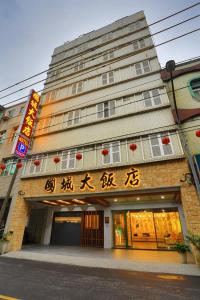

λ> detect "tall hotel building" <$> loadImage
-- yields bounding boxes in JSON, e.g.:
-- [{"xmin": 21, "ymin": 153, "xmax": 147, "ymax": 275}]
[{"xmin": 5, "ymin": 11, "xmax": 200, "ymax": 253}]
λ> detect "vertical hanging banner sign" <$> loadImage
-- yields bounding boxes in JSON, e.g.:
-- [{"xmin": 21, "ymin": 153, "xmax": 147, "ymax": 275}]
[{"xmin": 12, "ymin": 89, "xmax": 40, "ymax": 158}]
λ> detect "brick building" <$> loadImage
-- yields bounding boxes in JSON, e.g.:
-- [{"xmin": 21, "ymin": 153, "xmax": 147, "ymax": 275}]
[{"xmin": 3, "ymin": 11, "xmax": 200, "ymax": 255}]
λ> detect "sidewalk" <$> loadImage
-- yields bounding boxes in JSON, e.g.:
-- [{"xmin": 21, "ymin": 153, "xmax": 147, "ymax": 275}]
[{"xmin": 3, "ymin": 245, "xmax": 200, "ymax": 276}]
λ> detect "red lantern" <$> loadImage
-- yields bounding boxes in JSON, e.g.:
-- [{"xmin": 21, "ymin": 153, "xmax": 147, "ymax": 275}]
[
  {"xmin": 195, "ymin": 130, "xmax": 200, "ymax": 137},
  {"xmin": 76, "ymin": 153, "xmax": 82, "ymax": 160},
  {"xmin": 161, "ymin": 136, "xmax": 170, "ymax": 145},
  {"xmin": 34, "ymin": 160, "xmax": 40, "ymax": 166},
  {"xmin": 0, "ymin": 164, "xmax": 6, "ymax": 171},
  {"xmin": 16, "ymin": 162, "xmax": 23, "ymax": 169},
  {"xmin": 53, "ymin": 157, "xmax": 60, "ymax": 164},
  {"xmin": 130, "ymin": 143, "xmax": 137, "ymax": 151},
  {"xmin": 102, "ymin": 149, "xmax": 109, "ymax": 156}
]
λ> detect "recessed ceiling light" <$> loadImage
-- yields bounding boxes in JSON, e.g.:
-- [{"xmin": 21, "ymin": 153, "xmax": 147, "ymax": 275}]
[
  {"xmin": 136, "ymin": 197, "xmax": 140, "ymax": 200},
  {"xmin": 161, "ymin": 195, "xmax": 165, "ymax": 199}
]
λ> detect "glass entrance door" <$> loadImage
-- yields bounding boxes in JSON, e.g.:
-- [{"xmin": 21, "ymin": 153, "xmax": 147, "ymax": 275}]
[
  {"xmin": 154, "ymin": 211, "xmax": 183, "ymax": 249},
  {"xmin": 127, "ymin": 211, "xmax": 157, "ymax": 249},
  {"xmin": 113, "ymin": 209, "xmax": 183, "ymax": 249}
]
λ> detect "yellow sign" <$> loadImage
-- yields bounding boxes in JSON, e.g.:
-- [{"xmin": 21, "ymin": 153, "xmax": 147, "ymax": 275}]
[{"xmin": 44, "ymin": 168, "xmax": 140, "ymax": 193}]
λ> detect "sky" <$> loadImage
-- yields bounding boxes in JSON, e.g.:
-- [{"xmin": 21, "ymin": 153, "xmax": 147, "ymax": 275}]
[{"xmin": 0, "ymin": 0, "xmax": 199, "ymax": 107}]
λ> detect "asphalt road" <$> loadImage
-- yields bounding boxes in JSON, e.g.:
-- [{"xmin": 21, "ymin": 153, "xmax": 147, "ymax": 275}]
[{"xmin": 0, "ymin": 257, "xmax": 199, "ymax": 300}]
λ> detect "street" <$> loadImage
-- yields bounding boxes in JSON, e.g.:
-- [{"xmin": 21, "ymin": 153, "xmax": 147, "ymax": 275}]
[{"xmin": 0, "ymin": 257, "xmax": 199, "ymax": 300}]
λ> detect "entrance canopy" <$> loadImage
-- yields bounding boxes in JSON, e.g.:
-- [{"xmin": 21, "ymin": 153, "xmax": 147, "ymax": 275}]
[{"xmin": 25, "ymin": 186, "xmax": 180, "ymax": 208}]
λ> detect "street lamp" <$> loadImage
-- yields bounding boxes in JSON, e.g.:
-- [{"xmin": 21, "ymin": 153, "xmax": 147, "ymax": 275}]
[
  {"xmin": 166, "ymin": 60, "xmax": 180, "ymax": 124},
  {"xmin": 165, "ymin": 60, "xmax": 200, "ymax": 198}
]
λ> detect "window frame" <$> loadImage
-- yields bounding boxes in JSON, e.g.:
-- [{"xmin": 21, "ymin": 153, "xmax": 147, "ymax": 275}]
[
  {"xmin": 74, "ymin": 60, "xmax": 85, "ymax": 71},
  {"xmin": 71, "ymin": 81, "xmax": 84, "ymax": 95},
  {"xmin": 102, "ymin": 141, "xmax": 121, "ymax": 165},
  {"xmin": 0, "ymin": 159, "xmax": 17, "ymax": 176},
  {"xmin": 103, "ymin": 50, "xmax": 115, "ymax": 61},
  {"xmin": 0, "ymin": 130, "xmax": 6, "ymax": 144},
  {"xmin": 97, "ymin": 100, "xmax": 116, "ymax": 119},
  {"xmin": 143, "ymin": 89, "xmax": 162, "ymax": 108},
  {"xmin": 135, "ymin": 60, "xmax": 151, "ymax": 76},
  {"xmin": 60, "ymin": 149, "xmax": 76, "ymax": 170},
  {"xmin": 29, "ymin": 155, "xmax": 46, "ymax": 174},
  {"xmin": 101, "ymin": 71, "xmax": 114, "ymax": 86},
  {"xmin": 133, "ymin": 38, "xmax": 146, "ymax": 51},
  {"xmin": 149, "ymin": 133, "xmax": 174, "ymax": 158},
  {"xmin": 188, "ymin": 77, "xmax": 200, "ymax": 100}
]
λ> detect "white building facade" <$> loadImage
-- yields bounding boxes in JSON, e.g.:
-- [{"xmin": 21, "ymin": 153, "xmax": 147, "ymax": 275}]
[{"xmin": 5, "ymin": 11, "xmax": 200, "ymax": 253}]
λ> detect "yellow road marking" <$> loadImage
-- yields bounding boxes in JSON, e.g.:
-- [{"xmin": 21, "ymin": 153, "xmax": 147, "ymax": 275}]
[
  {"xmin": 157, "ymin": 275, "xmax": 185, "ymax": 281},
  {"xmin": 0, "ymin": 295, "xmax": 20, "ymax": 300}
]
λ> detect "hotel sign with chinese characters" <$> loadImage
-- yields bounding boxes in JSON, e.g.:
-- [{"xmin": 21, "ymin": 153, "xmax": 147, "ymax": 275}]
[
  {"xmin": 12, "ymin": 89, "xmax": 40, "ymax": 158},
  {"xmin": 44, "ymin": 168, "xmax": 140, "ymax": 193}
]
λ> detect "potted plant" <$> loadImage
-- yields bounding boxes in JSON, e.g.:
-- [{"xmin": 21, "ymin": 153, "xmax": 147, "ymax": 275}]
[
  {"xmin": 186, "ymin": 232, "xmax": 200, "ymax": 266},
  {"xmin": 0, "ymin": 231, "xmax": 13, "ymax": 255},
  {"xmin": 172, "ymin": 242, "xmax": 190, "ymax": 264}
]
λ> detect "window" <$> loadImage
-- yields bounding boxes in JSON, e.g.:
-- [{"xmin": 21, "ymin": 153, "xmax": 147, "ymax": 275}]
[
  {"xmin": 101, "ymin": 71, "xmax": 114, "ymax": 85},
  {"xmin": 150, "ymin": 134, "xmax": 173, "ymax": 157},
  {"xmin": 189, "ymin": 78, "xmax": 200, "ymax": 99},
  {"xmin": 133, "ymin": 39, "xmax": 145, "ymax": 51},
  {"xmin": 50, "ymin": 69, "xmax": 60, "ymax": 80},
  {"xmin": 65, "ymin": 109, "xmax": 80, "ymax": 126},
  {"xmin": 74, "ymin": 61, "xmax": 85, "ymax": 71},
  {"xmin": 37, "ymin": 118, "xmax": 50, "ymax": 134},
  {"xmin": 123, "ymin": 96, "xmax": 131, "ymax": 104},
  {"xmin": 1, "ymin": 159, "xmax": 17, "ymax": 176},
  {"xmin": 72, "ymin": 81, "xmax": 83, "ymax": 95},
  {"xmin": 143, "ymin": 89, "xmax": 162, "ymax": 108},
  {"xmin": 19, "ymin": 106, "xmax": 25, "ymax": 115},
  {"xmin": 61, "ymin": 150, "xmax": 76, "ymax": 169},
  {"xmin": 77, "ymin": 44, "xmax": 88, "ymax": 53},
  {"xmin": 129, "ymin": 21, "xmax": 142, "ymax": 32},
  {"xmin": 29, "ymin": 156, "xmax": 46, "ymax": 174},
  {"xmin": 7, "ymin": 109, "xmax": 15, "ymax": 118},
  {"xmin": 97, "ymin": 100, "xmax": 115, "ymax": 119},
  {"xmin": 0, "ymin": 131, "xmax": 6, "ymax": 144},
  {"xmin": 101, "ymin": 32, "xmax": 113, "ymax": 43},
  {"xmin": 135, "ymin": 60, "xmax": 151, "ymax": 75},
  {"xmin": 103, "ymin": 51, "xmax": 115, "ymax": 61},
  {"xmin": 102, "ymin": 141, "xmax": 121, "ymax": 164},
  {"xmin": 9, "ymin": 126, "xmax": 18, "ymax": 143},
  {"xmin": 45, "ymin": 90, "xmax": 57, "ymax": 104}
]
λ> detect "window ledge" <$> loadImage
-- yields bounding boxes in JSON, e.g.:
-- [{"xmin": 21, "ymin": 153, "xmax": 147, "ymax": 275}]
[{"xmin": 21, "ymin": 154, "xmax": 185, "ymax": 179}]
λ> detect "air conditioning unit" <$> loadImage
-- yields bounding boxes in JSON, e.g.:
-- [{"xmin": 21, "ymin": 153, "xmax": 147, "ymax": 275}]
[{"xmin": 2, "ymin": 112, "xmax": 10, "ymax": 121}]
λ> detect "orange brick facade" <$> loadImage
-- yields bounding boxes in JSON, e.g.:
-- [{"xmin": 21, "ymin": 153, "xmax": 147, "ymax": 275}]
[{"xmin": 6, "ymin": 158, "xmax": 200, "ymax": 252}]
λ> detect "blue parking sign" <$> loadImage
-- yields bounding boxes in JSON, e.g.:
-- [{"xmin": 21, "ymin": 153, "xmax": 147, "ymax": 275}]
[{"xmin": 18, "ymin": 142, "xmax": 26, "ymax": 154}]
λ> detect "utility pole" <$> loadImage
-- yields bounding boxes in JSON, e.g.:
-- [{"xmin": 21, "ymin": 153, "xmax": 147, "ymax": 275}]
[{"xmin": 166, "ymin": 60, "xmax": 200, "ymax": 198}]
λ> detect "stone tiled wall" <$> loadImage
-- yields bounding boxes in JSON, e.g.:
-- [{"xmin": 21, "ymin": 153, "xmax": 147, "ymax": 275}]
[{"xmin": 6, "ymin": 158, "xmax": 200, "ymax": 252}]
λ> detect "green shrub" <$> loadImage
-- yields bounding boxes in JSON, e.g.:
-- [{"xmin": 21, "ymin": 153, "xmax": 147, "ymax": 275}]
[
  {"xmin": 0, "ymin": 231, "xmax": 13, "ymax": 242},
  {"xmin": 186, "ymin": 232, "xmax": 200, "ymax": 250},
  {"xmin": 172, "ymin": 242, "xmax": 190, "ymax": 253}
]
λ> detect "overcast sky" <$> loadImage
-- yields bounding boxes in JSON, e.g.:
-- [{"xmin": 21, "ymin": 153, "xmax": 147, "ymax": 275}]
[{"xmin": 0, "ymin": 0, "xmax": 199, "ymax": 107}]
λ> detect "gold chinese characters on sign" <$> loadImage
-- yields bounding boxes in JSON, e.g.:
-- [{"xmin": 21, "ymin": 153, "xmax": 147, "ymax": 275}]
[
  {"xmin": 44, "ymin": 168, "xmax": 140, "ymax": 193},
  {"xmin": 12, "ymin": 90, "xmax": 40, "ymax": 158}
]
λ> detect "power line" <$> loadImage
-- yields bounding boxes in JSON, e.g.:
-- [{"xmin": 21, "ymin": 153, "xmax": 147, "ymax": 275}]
[
  {"xmin": 2, "ymin": 122, "xmax": 200, "ymax": 164},
  {"xmin": 0, "ymin": 1, "xmax": 200, "ymax": 95},
  {"xmin": 150, "ymin": 1, "xmax": 200, "ymax": 26},
  {"xmin": 1, "ymin": 67, "xmax": 198, "ymax": 132},
  {"xmin": 1, "ymin": 14, "xmax": 200, "ymax": 103},
  {"xmin": 1, "ymin": 14, "xmax": 199, "ymax": 102},
  {"xmin": 0, "ymin": 78, "xmax": 191, "ymax": 129},
  {"xmin": 1, "ymin": 83, "xmax": 199, "ymax": 145},
  {"xmin": 2, "ymin": 26, "xmax": 200, "ymax": 108}
]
